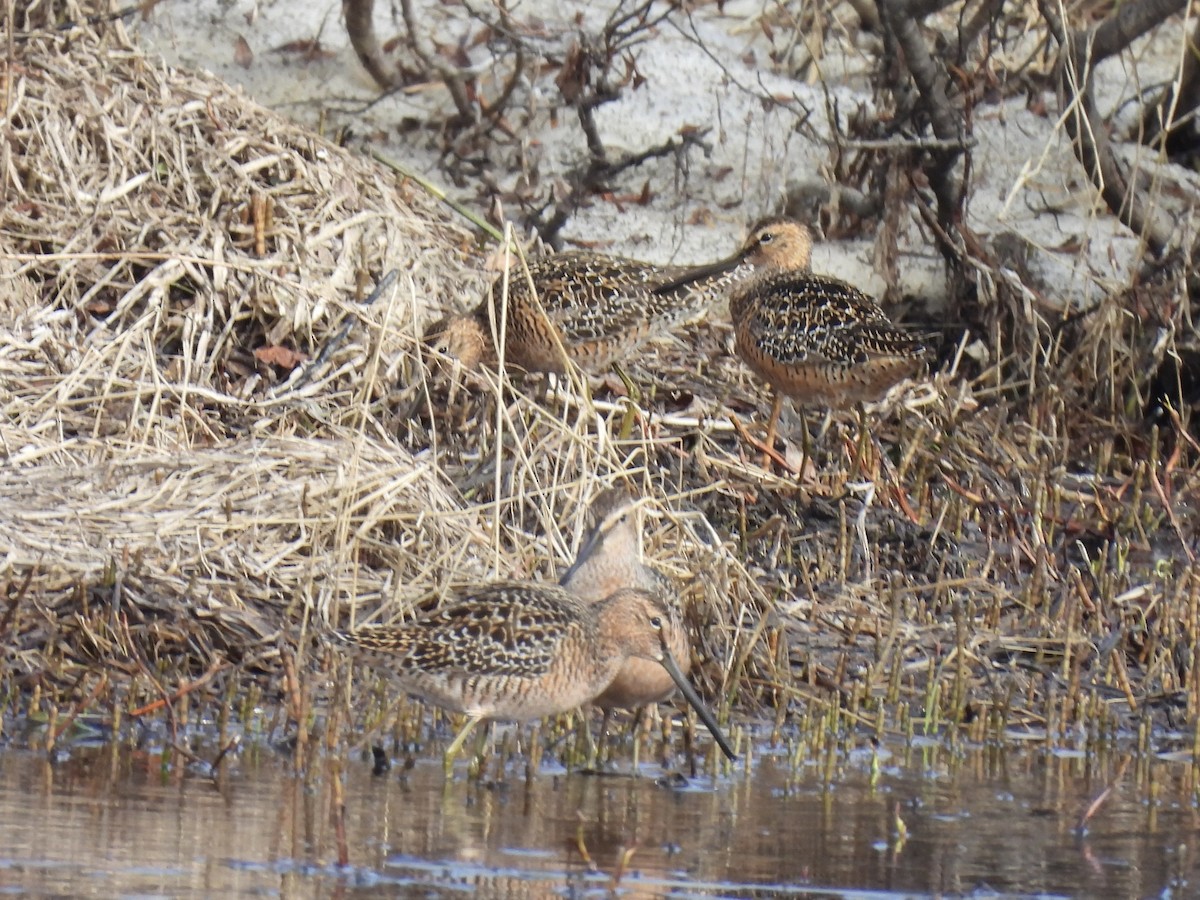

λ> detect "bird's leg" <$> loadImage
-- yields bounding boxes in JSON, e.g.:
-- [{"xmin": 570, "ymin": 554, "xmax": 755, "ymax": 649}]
[
  {"xmin": 630, "ymin": 707, "xmax": 643, "ymax": 771},
  {"xmin": 612, "ymin": 361, "xmax": 642, "ymax": 441},
  {"xmin": 468, "ymin": 719, "xmax": 494, "ymax": 780},
  {"xmin": 815, "ymin": 409, "xmax": 834, "ymax": 441},
  {"xmin": 598, "ymin": 707, "xmax": 617, "ymax": 768},
  {"xmin": 580, "ymin": 705, "xmax": 605, "ymax": 770},
  {"xmin": 796, "ymin": 405, "xmax": 815, "ymax": 481},
  {"xmin": 443, "ymin": 713, "xmax": 484, "ymax": 776},
  {"xmin": 729, "ymin": 413, "xmax": 794, "ymax": 472},
  {"xmin": 761, "ymin": 391, "xmax": 785, "ymax": 469},
  {"xmin": 844, "ymin": 480, "xmax": 875, "ymax": 579},
  {"xmin": 525, "ymin": 722, "xmax": 543, "ymax": 779},
  {"xmin": 850, "ymin": 402, "xmax": 874, "ymax": 477}
]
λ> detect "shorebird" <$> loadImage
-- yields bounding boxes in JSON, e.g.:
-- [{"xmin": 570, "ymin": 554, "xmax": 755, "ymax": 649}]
[
  {"xmin": 559, "ymin": 487, "xmax": 687, "ymax": 713},
  {"xmin": 720, "ymin": 218, "xmax": 927, "ymax": 465},
  {"xmin": 424, "ymin": 241, "xmax": 755, "ymax": 376},
  {"xmin": 331, "ymin": 581, "xmax": 736, "ymax": 773}
]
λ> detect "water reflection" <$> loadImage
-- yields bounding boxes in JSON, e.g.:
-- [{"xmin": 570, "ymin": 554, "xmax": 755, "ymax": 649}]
[{"xmin": 0, "ymin": 740, "xmax": 1194, "ymax": 898}]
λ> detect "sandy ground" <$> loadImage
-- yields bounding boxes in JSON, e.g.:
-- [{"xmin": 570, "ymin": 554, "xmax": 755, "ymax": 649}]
[{"xmin": 135, "ymin": 0, "xmax": 1196, "ymax": 315}]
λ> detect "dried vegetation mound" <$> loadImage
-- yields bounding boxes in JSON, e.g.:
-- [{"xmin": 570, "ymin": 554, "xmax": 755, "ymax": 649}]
[{"xmin": 0, "ymin": 18, "xmax": 483, "ymax": 701}]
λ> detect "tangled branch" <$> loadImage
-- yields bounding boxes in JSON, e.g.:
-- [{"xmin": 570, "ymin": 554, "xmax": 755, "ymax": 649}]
[{"xmin": 1039, "ymin": 0, "xmax": 1186, "ymax": 257}]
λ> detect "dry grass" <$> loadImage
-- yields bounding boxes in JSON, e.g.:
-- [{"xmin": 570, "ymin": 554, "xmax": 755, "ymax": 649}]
[{"xmin": 3, "ymin": 8, "xmax": 1200, "ymax": 767}]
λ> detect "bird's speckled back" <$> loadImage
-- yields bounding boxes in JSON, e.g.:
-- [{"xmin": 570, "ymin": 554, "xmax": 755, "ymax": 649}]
[
  {"xmin": 423, "ymin": 231, "xmax": 765, "ymax": 376},
  {"xmin": 727, "ymin": 222, "xmax": 928, "ymax": 408},
  {"xmin": 330, "ymin": 582, "xmax": 677, "ymax": 721}
]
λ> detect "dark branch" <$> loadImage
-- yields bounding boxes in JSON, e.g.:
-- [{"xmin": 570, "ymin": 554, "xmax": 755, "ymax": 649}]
[
  {"xmin": 537, "ymin": 130, "xmax": 710, "ymax": 247},
  {"xmin": 1039, "ymin": 0, "xmax": 1183, "ymax": 257},
  {"xmin": 878, "ymin": 0, "xmax": 966, "ymax": 249},
  {"xmin": 1140, "ymin": 13, "xmax": 1200, "ymax": 156},
  {"xmin": 1091, "ymin": 0, "xmax": 1188, "ymax": 62},
  {"xmin": 946, "ymin": 0, "xmax": 1007, "ymax": 66},
  {"xmin": 344, "ymin": 0, "xmax": 396, "ymax": 89},
  {"xmin": 399, "ymin": 0, "xmax": 478, "ymax": 124},
  {"xmin": 906, "ymin": 0, "xmax": 964, "ymax": 19}
]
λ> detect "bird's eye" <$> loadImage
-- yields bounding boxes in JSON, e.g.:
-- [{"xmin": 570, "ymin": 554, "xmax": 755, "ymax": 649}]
[{"xmin": 760, "ymin": 231, "xmax": 775, "ymax": 244}]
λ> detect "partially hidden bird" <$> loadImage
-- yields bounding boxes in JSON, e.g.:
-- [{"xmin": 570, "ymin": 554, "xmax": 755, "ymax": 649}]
[
  {"xmin": 423, "ymin": 236, "xmax": 761, "ymax": 376},
  {"xmin": 559, "ymin": 487, "xmax": 688, "ymax": 713}
]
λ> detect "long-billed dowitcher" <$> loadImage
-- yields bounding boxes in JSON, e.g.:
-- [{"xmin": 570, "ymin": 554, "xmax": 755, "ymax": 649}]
[
  {"xmin": 331, "ymin": 581, "xmax": 736, "ymax": 770},
  {"xmin": 424, "ymin": 242, "xmax": 754, "ymax": 376},
  {"xmin": 559, "ymin": 488, "xmax": 688, "ymax": 713},
  {"xmin": 721, "ymin": 218, "xmax": 927, "ymax": 463}
]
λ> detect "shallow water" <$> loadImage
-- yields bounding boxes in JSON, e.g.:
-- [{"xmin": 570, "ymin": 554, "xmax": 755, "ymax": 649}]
[{"xmin": 0, "ymin": 738, "xmax": 1195, "ymax": 899}]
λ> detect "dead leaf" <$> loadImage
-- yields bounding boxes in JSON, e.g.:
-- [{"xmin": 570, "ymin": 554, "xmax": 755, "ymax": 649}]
[
  {"xmin": 274, "ymin": 39, "xmax": 336, "ymax": 61},
  {"xmin": 556, "ymin": 41, "xmax": 589, "ymax": 103},
  {"xmin": 254, "ymin": 345, "xmax": 307, "ymax": 370},
  {"xmin": 233, "ymin": 36, "xmax": 254, "ymax": 69},
  {"xmin": 1050, "ymin": 236, "xmax": 1084, "ymax": 254}
]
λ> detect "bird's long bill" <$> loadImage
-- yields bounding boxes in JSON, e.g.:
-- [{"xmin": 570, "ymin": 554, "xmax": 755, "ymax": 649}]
[
  {"xmin": 659, "ymin": 650, "xmax": 738, "ymax": 761},
  {"xmin": 558, "ymin": 525, "xmax": 605, "ymax": 588},
  {"xmin": 652, "ymin": 251, "xmax": 744, "ymax": 296}
]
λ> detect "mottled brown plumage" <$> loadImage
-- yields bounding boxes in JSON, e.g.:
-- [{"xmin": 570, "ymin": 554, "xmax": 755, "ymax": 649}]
[
  {"xmin": 560, "ymin": 488, "xmax": 688, "ymax": 712},
  {"xmin": 732, "ymin": 270, "xmax": 927, "ymax": 408},
  {"xmin": 425, "ymin": 244, "xmax": 754, "ymax": 375},
  {"xmin": 332, "ymin": 581, "xmax": 735, "ymax": 767},
  {"xmin": 725, "ymin": 219, "xmax": 927, "ymax": 458}
]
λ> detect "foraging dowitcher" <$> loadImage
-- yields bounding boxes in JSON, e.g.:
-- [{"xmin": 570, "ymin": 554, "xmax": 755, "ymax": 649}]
[
  {"xmin": 331, "ymin": 581, "xmax": 736, "ymax": 769},
  {"xmin": 722, "ymin": 218, "xmax": 927, "ymax": 461},
  {"xmin": 560, "ymin": 488, "xmax": 688, "ymax": 712},
  {"xmin": 424, "ymin": 242, "xmax": 754, "ymax": 376}
]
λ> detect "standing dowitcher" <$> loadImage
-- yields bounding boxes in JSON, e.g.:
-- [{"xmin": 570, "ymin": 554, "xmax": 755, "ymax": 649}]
[
  {"xmin": 560, "ymin": 488, "xmax": 688, "ymax": 713},
  {"xmin": 331, "ymin": 581, "xmax": 736, "ymax": 770},
  {"xmin": 424, "ymin": 242, "xmax": 755, "ymax": 376},
  {"xmin": 721, "ymin": 219, "xmax": 927, "ymax": 463}
]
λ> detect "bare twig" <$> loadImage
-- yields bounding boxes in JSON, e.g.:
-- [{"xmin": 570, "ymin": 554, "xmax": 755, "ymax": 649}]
[
  {"xmin": 127, "ymin": 658, "xmax": 228, "ymax": 718},
  {"xmin": 1141, "ymin": 14, "xmax": 1200, "ymax": 157},
  {"xmin": 595, "ymin": 129, "xmax": 711, "ymax": 181},
  {"xmin": 843, "ymin": 135, "xmax": 975, "ymax": 151},
  {"xmin": 536, "ymin": 130, "xmax": 710, "ymax": 246},
  {"xmin": 557, "ymin": 0, "xmax": 673, "ymax": 165},
  {"xmin": 946, "ymin": 0, "xmax": 1007, "ymax": 66},
  {"xmin": 577, "ymin": 87, "xmax": 622, "ymax": 163},
  {"xmin": 877, "ymin": 0, "xmax": 967, "ymax": 252},
  {"xmin": 1039, "ymin": 0, "xmax": 1184, "ymax": 257},
  {"xmin": 907, "ymin": 0, "xmax": 962, "ymax": 19},
  {"xmin": 398, "ymin": 0, "xmax": 478, "ymax": 123},
  {"xmin": 344, "ymin": 0, "xmax": 396, "ymax": 89},
  {"xmin": 534, "ymin": 0, "xmax": 697, "ymax": 243},
  {"xmin": 1091, "ymin": 0, "xmax": 1188, "ymax": 61}
]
